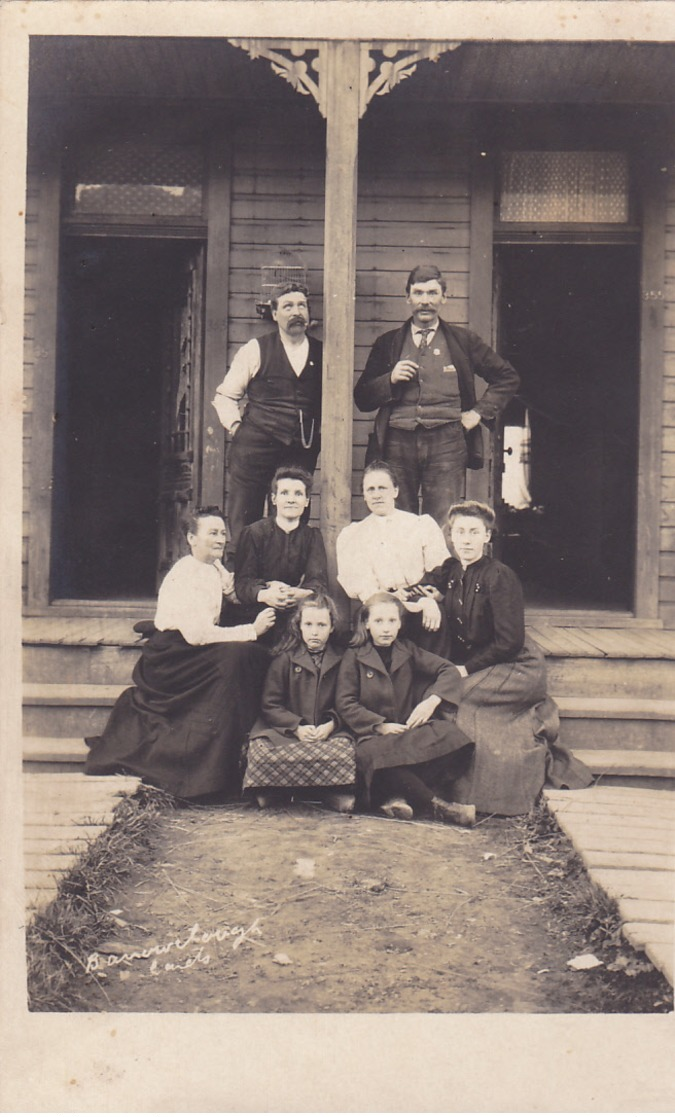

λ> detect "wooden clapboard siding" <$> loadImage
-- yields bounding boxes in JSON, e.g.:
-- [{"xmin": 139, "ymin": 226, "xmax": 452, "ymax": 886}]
[
  {"xmin": 222, "ymin": 112, "xmax": 472, "ymax": 527},
  {"xmin": 661, "ymin": 164, "xmax": 675, "ymax": 626},
  {"xmin": 224, "ymin": 111, "xmax": 327, "ymax": 521},
  {"xmin": 351, "ymin": 124, "xmax": 471, "ymax": 515}
]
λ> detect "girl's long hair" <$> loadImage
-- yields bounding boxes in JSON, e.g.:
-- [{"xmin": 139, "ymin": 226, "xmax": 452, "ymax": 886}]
[
  {"xmin": 273, "ymin": 592, "xmax": 340, "ymax": 654},
  {"xmin": 349, "ymin": 592, "xmax": 406, "ymax": 647}
]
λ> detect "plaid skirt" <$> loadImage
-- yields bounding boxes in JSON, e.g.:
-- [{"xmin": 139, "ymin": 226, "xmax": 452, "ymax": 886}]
[{"xmin": 242, "ymin": 733, "xmax": 356, "ymax": 790}]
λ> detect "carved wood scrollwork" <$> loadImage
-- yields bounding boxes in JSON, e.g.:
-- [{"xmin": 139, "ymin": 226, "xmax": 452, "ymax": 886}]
[
  {"xmin": 228, "ymin": 39, "xmax": 327, "ymax": 116},
  {"xmin": 359, "ymin": 42, "xmax": 461, "ymax": 117},
  {"xmin": 228, "ymin": 40, "xmax": 461, "ymax": 119}
]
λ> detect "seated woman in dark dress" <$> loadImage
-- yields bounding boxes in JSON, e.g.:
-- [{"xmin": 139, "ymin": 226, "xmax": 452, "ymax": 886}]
[
  {"xmin": 336, "ymin": 592, "xmax": 475, "ymax": 825},
  {"xmin": 85, "ymin": 507, "xmax": 275, "ymax": 801},
  {"xmin": 234, "ymin": 466, "xmax": 328, "ymax": 646},
  {"xmin": 435, "ymin": 500, "xmax": 592, "ymax": 816}
]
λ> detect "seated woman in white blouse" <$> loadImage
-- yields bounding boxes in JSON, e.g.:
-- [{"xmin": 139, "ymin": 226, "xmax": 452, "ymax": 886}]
[
  {"xmin": 85, "ymin": 507, "xmax": 275, "ymax": 802},
  {"xmin": 336, "ymin": 461, "xmax": 450, "ymax": 653}
]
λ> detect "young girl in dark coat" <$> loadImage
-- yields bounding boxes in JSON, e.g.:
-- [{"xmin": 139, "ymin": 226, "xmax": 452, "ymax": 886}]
[
  {"xmin": 242, "ymin": 593, "xmax": 356, "ymax": 812},
  {"xmin": 335, "ymin": 592, "xmax": 475, "ymax": 825}
]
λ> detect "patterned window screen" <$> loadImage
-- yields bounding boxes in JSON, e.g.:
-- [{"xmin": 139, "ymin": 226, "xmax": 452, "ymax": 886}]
[
  {"xmin": 500, "ymin": 151, "xmax": 629, "ymax": 223},
  {"xmin": 70, "ymin": 141, "xmax": 204, "ymax": 216}
]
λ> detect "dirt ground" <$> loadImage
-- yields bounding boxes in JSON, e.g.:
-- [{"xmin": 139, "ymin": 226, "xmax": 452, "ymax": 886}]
[{"xmin": 69, "ymin": 800, "xmax": 672, "ymax": 1014}]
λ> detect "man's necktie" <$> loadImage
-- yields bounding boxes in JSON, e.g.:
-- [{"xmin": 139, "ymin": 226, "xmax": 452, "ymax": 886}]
[{"xmin": 417, "ymin": 328, "xmax": 432, "ymax": 354}]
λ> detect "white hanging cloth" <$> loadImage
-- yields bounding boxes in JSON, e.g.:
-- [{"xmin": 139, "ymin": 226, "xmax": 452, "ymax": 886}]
[{"xmin": 502, "ymin": 410, "xmax": 533, "ymax": 511}]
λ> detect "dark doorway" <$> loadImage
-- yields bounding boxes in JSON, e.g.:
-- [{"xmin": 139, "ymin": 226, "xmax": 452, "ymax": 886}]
[
  {"xmin": 495, "ymin": 244, "xmax": 639, "ymax": 610},
  {"xmin": 52, "ymin": 237, "xmax": 204, "ymax": 600}
]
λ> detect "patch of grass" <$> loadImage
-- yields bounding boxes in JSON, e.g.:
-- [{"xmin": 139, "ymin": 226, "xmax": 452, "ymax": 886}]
[
  {"xmin": 26, "ymin": 785, "xmax": 175, "ymax": 1012},
  {"xmin": 515, "ymin": 801, "xmax": 673, "ymax": 1013}
]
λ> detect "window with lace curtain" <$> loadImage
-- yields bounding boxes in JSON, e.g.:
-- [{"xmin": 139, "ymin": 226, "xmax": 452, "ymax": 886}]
[
  {"xmin": 68, "ymin": 140, "xmax": 204, "ymax": 217},
  {"xmin": 499, "ymin": 151, "xmax": 629, "ymax": 223}
]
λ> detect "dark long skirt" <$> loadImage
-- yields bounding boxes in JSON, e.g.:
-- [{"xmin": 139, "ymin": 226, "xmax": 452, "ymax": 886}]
[
  {"xmin": 355, "ymin": 720, "xmax": 474, "ymax": 807},
  {"xmin": 85, "ymin": 630, "xmax": 268, "ymax": 799},
  {"xmin": 452, "ymin": 638, "xmax": 592, "ymax": 816}
]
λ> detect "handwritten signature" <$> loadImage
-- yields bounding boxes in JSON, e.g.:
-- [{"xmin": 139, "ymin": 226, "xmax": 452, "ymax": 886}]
[{"xmin": 85, "ymin": 919, "xmax": 262, "ymax": 976}]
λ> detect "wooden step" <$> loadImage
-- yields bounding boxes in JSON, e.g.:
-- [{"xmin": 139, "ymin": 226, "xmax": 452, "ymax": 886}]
[
  {"xmin": 23, "ymin": 642, "xmax": 141, "ymax": 685},
  {"xmin": 545, "ymin": 657, "xmax": 675, "ymax": 700},
  {"xmin": 22, "ymin": 616, "xmax": 145, "ymax": 685},
  {"xmin": 25, "ymin": 741, "xmax": 675, "ymax": 783},
  {"xmin": 22, "ymin": 680, "xmax": 675, "ymax": 746},
  {"xmin": 24, "ymin": 683, "xmax": 125, "ymax": 705},
  {"xmin": 23, "ymin": 736, "xmax": 89, "ymax": 770},
  {"xmin": 574, "ymin": 750, "xmax": 675, "ymax": 778},
  {"xmin": 557, "ymin": 698, "xmax": 675, "ymax": 720},
  {"xmin": 555, "ymin": 696, "xmax": 675, "ymax": 752},
  {"xmin": 23, "ymin": 683, "xmax": 125, "ymax": 737},
  {"xmin": 573, "ymin": 749, "xmax": 675, "ymax": 790}
]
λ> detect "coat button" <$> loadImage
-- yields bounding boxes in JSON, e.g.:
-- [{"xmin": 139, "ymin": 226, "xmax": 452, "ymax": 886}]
[
  {"xmin": 294, "ymin": 665, "xmax": 302, "ymax": 673},
  {"xmin": 366, "ymin": 670, "xmax": 374, "ymax": 678}
]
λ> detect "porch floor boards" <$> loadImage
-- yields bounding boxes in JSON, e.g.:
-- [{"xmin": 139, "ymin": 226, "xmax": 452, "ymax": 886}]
[
  {"xmin": 23, "ymin": 616, "xmax": 143, "ymax": 647},
  {"xmin": 24, "ymin": 773, "xmax": 140, "ymax": 916},
  {"xmin": 22, "ymin": 616, "xmax": 675, "ymax": 659},
  {"xmin": 527, "ymin": 625, "xmax": 675, "ymax": 659},
  {"xmin": 544, "ymin": 786, "xmax": 675, "ymax": 986}
]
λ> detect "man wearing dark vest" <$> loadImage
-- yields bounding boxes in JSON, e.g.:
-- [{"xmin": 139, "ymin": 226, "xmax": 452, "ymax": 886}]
[
  {"xmin": 355, "ymin": 264, "xmax": 518, "ymax": 526},
  {"xmin": 213, "ymin": 282, "xmax": 322, "ymax": 559}
]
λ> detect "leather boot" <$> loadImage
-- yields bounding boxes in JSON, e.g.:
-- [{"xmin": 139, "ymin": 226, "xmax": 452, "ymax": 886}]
[{"xmin": 431, "ymin": 797, "xmax": 476, "ymax": 827}]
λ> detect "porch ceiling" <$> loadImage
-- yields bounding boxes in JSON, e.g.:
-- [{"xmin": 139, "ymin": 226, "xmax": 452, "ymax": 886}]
[{"xmin": 29, "ymin": 37, "xmax": 675, "ymax": 105}]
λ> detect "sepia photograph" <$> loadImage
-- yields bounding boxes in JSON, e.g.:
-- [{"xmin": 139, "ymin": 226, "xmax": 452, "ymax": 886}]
[{"xmin": 1, "ymin": 1, "xmax": 675, "ymax": 1111}]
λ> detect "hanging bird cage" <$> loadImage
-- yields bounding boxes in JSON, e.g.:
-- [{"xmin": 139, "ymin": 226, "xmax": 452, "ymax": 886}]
[{"xmin": 256, "ymin": 248, "xmax": 307, "ymax": 319}]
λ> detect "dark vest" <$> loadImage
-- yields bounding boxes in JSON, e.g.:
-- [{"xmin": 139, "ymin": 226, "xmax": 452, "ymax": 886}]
[
  {"xmin": 245, "ymin": 331, "xmax": 322, "ymax": 447},
  {"xmin": 389, "ymin": 326, "xmax": 462, "ymax": 428}
]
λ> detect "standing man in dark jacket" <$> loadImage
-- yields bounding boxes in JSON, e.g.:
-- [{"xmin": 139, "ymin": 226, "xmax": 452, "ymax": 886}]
[
  {"xmin": 354, "ymin": 264, "xmax": 518, "ymax": 526},
  {"xmin": 212, "ymin": 282, "xmax": 322, "ymax": 559}
]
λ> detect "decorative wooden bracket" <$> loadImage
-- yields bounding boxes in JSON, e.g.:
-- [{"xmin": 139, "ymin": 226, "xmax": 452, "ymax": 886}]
[
  {"xmin": 228, "ymin": 40, "xmax": 327, "ymax": 116},
  {"xmin": 360, "ymin": 42, "xmax": 460, "ymax": 117},
  {"xmin": 228, "ymin": 40, "xmax": 460, "ymax": 118}
]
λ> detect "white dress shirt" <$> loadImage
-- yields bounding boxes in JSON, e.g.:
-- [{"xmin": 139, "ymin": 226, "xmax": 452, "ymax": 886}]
[
  {"xmin": 154, "ymin": 555, "xmax": 257, "ymax": 646},
  {"xmin": 411, "ymin": 322, "xmax": 439, "ymax": 347},
  {"xmin": 336, "ymin": 509, "xmax": 450, "ymax": 602},
  {"xmin": 212, "ymin": 335, "xmax": 310, "ymax": 432}
]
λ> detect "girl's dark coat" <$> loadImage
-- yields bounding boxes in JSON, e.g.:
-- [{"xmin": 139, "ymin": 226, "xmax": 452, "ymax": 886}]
[
  {"xmin": 250, "ymin": 642, "xmax": 344, "ymax": 747},
  {"xmin": 335, "ymin": 638, "xmax": 473, "ymax": 799}
]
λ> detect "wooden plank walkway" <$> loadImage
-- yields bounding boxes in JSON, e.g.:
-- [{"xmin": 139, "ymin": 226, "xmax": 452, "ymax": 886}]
[
  {"xmin": 24, "ymin": 773, "xmax": 140, "ymax": 916},
  {"xmin": 544, "ymin": 786, "xmax": 675, "ymax": 985}
]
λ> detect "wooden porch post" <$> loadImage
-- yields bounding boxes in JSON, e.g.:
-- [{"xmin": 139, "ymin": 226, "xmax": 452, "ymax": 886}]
[
  {"xmin": 320, "ymin": 41, "xmax": 361, "ymax": 600},
  {"xmin": 201, "ymin": 132, "xmax": 232, "ymax": 509},
  {"xmin": 635, "ymin": 148, "xmax": 667, "ymax": 619},
  {"xmin": 27, "ymin": 128, "xmax": 63, "ymax": 610},
  {"xmin": 466, "ymin": 144, "xmax": 495, "ymax": 505}
]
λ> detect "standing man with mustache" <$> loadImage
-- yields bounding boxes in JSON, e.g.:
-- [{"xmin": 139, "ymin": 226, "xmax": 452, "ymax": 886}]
[
  {"xmin": 354, "ymin": 264, "xmax": 518, "ymax": 527},
  {"xmin": 213, "ymin": 282, "xmax": 322, "ymax": 560}
]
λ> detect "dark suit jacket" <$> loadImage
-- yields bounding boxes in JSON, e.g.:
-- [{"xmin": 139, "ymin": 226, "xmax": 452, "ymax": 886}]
[{"xmin": 354, "ymin": 318, "xmax": 518, "ymax": 469}]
